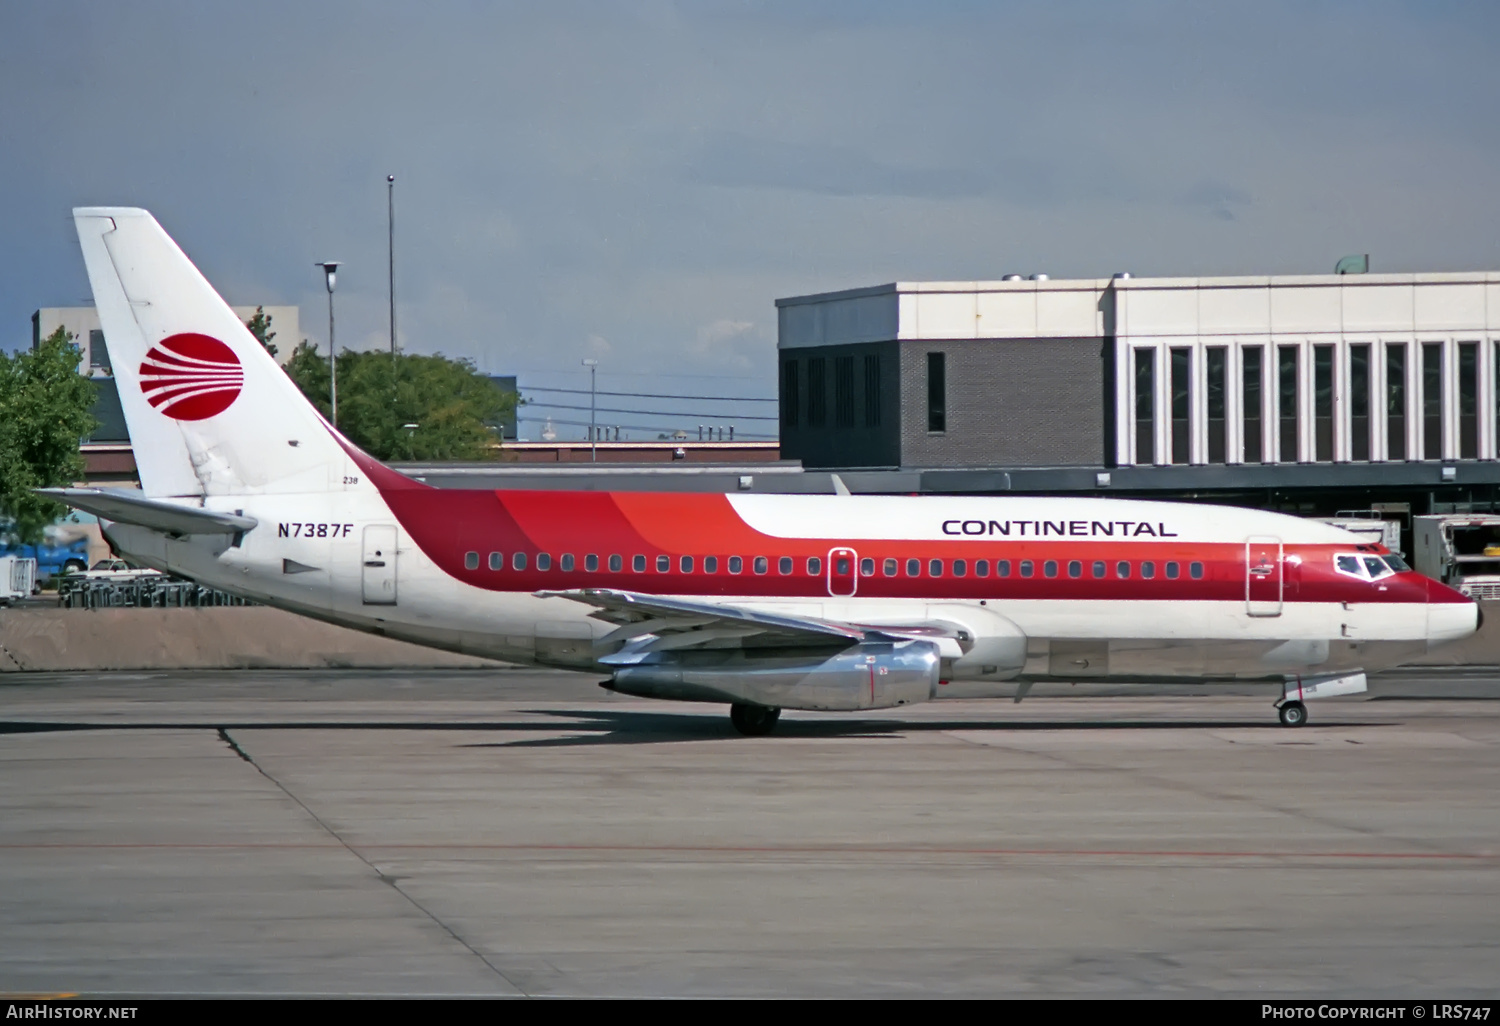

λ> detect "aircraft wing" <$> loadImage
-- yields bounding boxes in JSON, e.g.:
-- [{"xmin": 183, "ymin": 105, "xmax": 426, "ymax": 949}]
[
  {"xmin": 36, "ymin": 487, "xmax": 258, "ymax": 536},
  {"xmin": 537, "ymin": 588, "xmax": 872, "ymax": 653}
]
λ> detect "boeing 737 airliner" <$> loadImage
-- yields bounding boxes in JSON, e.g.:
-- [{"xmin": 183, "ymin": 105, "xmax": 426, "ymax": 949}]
[{"xmin": 44, "ymin": 208, "xmax": 1479, "ymax": 733}]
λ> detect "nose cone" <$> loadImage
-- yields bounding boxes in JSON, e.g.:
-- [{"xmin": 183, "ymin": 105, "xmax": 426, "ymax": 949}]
[{"xmin": 1426, "ymin": 575, "xmax": 1480, "ymax": 650}]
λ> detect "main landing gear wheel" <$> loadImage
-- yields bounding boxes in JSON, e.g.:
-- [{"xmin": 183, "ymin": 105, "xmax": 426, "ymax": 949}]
[
  {"xmin": 729, "ymin": 703, "xmax": 781, "ymax": 736},
  {"xmin": 1278, "ymin": 701, "xmax": 1308, "ymax": 728}
]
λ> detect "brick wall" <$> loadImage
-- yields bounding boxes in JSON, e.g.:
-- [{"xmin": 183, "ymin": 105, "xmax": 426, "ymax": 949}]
[{"xmin": 898, "ymin": 337, "xmax": 1107, "ymax": 467}]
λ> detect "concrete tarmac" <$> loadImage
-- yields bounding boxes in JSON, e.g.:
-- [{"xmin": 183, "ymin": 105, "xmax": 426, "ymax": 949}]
[{"xmin": 1, "ymin": 667, "xmax": 1498, "ymax": 998}]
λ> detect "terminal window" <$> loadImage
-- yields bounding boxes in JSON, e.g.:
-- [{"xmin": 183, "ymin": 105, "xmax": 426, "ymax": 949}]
[
  {"xmin": 1242, "ymin": 346, "xmax": 1263, "ymax": 463},
  {"xmin": 1423, "ymin": 342, "xmax": 1443, "ymax": 460},
  {"xmin": 863, "ymin": 355, "xmax": 882, "ymax": 427},
  {"xmin": 807, "ymin": 358, "xmax": 826, "ymax": 427},
  {"xmin": 1206, "ymin": 347, "xmax": 1226, "ymax": 464},
  {"xmin": 1134, "ymin": 349, "xmax": 1155, "ymax": 464},
  {"xmin": 1278, "ymin": 345, "xmax": 1299, "ymax": 462},
  {"xmin": 782, "ymin": 361, "xmax": 799, "ymax": 428},
  {"xmin": 1459, "ymin": 342, "xmax": 1478, "ymax": 459},
  {"xmin": 835, "ymin": 356, "xmax": 855, "ymax": 428},
  {"xmin": 926, "ymin": 352, "xmax": 946, "ymax": 433},
  {"xmin": 1170, "ymin": 348, "xmax": 1190, "ymax": 464},
  {"xmin": 1350, "ymin": 344, "xmax": 1370, "ymax": 461},
  {"xmin": 1314, "ymin": 345, "xmax": 1334, "ymax": 462},
  {"xmin": 1387, "ymin": 343, "xmax": 1407, "ymax": 460}
]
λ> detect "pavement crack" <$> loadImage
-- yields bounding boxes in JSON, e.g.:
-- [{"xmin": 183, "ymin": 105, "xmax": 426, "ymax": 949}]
[{"xmin": 217, "ymin": 727, "xmax": 529, "ymax": 996}]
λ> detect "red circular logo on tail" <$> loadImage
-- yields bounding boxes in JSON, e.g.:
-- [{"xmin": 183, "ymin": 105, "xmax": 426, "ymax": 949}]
[{"xmin": 139, "ymin": 333, "xmax": 244, "ymax": 420}]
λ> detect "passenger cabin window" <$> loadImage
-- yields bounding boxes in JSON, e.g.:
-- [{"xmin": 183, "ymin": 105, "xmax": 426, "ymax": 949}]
[
  {"xmin": 754, "ymin": 556, "xmax": 769, "ymax": 574},
  {"xmin": 1141, "ymin": 561, "xmax": 1156, "ymax": 579},
  {"xmin": 929, "ymin": 559, "xmax": 943, "ymax": 577},
  {"xmin": 656, "ymin": 555, "xmax": 670, "ymax": 573},
  {"xmin": 512, "ymin": 552, "xmax": 527, "ymax": 571},
  {"xmin": 585, "ymin": 554, "xmax": 599, "ymax": 572},
  {"xmin": 1092, "ymin": 561, "xmax": 1106, "ymax": 579},
  {"xmin": 704, "ymin": 556, "xmax": 719, "ymax": 574},
  {"xmin": 489, "ymin": 552, "xmax": 504, "ymax": 570},
  {"xmin": 806, "ymin": 557, "xmax": 820, "ymax": 575},
  {"xmin": 1117, "ymin": 561, "xmax": 1131, "ymax": 578},
  {"xmin": 1189, "ymin": 561, "xmax": 1203, "ymax": 579},
  {"xmin": 952, "ymin": 559, "xmax": 967, "ymax": 577},
  {"xmin": 729, "ymin": 556, "xmax": 743, "ymax": 574},
  {"xmin": 998, "ymin": 560, "xmax": 1011, "ymax": 577},
  {"xmin": 975, "ymin": 560, "xmax": 990, "ymax": 577},
  {"xmin": 536, "ymin": 553, "xmax": 551, "ymax": 571},
  {"xmin": 560, "ymin": 554, "xmax": 575, "ymax": 572},
  {"xmin": 681, "ymin": 556, "xmax": 694, "ymax": 573},
  {"xmin": 609, "ymin": 554, "xmax": 622, "ymax": 572},
  {"xmin": 907, "ymin": 558, "xmax": 921, "ymax": 577},
  {"xmin": 860, "ymin": 558, "xmax": 875, "ymax": 577},
  {"xmin": 632, "ymin": 555, "xmax": 646, "ymax": 572},
  {"xmin": 464, "ymin": 551, "xmax": 480, "ymax": 570},
  {"xmin": 1043, "ymin": 560, "xmax": 1058, "ymax": 578},
  {"xmin": 1067, "ymin": 560, "xmax": 1082, "ymax": 579},
  {"xmin": 1019, "ymin": 560, "xmax": 1033, "ymax": 578},
  {"xmin": 778, "ymin": 556, "xmax": 793, "ymax": 575},
  {"xmin": 882, "ymin": 558, "xmax": 896, "ymax": 577},
  {"xmin": 1165, "ymin": 561, "xmax": 1179, "ymax": 579}
]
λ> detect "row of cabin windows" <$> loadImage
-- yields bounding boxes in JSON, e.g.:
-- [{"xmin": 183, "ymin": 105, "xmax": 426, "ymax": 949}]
[{"xmin": 462, "ymin": 550, "xmax": 1206, "ymax": 581}]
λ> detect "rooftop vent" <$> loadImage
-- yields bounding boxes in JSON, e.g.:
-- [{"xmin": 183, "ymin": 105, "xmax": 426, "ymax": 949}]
[
  {"xmin": 1112, "ymin": 272, "xmax": 1132, "ymax": 280},
  {"xmin": 1028, "ymin": 273, "xmax": 1049, "ymax": 281},
  {"xmin": 1001, "ymin": 274, "xmax": 1023, "ymax": 281}
]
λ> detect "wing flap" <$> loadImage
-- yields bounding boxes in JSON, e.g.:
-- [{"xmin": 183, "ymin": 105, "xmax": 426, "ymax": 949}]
[
  {"xmin": 37, "ymin": 487, "xmax": 257, "ymax": 536},
  {"xmin": 538, "ymin": 588, "xmax": 867, "ymax": 648}
]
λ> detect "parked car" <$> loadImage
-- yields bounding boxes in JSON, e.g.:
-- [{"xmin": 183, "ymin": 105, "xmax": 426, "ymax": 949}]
[{"xmin": 77, "ymin": 559, "xmax": 164, "ymax": 583}]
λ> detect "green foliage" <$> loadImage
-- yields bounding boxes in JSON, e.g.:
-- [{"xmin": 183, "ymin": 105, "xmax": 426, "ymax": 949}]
[
  {"xmin": 245, "ymin": 307, "xmax": 277, "ymax": 357},
  {"xmin": 0, "ymin": 328, "xmax": 98, "ymax": 542},
  {"xmin": 283, "ymin": 344, "xmax": 516, "ymax": 461}
]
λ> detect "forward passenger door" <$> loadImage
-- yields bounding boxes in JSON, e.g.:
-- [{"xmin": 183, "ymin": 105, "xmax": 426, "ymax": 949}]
[{"xmin": 1245, "ymin": 536, "xmax": 1283, "ymax": 617}]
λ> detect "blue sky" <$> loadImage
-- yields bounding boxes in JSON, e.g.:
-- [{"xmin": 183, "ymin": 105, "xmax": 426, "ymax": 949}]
[{"xmin": 3, "ymin": 1, "xmax": 1497, "ymax": 436}]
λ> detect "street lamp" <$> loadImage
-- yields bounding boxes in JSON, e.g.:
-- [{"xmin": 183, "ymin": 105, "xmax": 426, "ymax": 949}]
[
  {"xmin": 581, "ymin": 358, "xmax": 598, "ymax": 462},
  {"xmin": 316, "ymin": 261, "xmax": 341, "ymax": 428},
  {"xmin": 387, "ymin": 175, "xmax": 397, "ymax": 358}
]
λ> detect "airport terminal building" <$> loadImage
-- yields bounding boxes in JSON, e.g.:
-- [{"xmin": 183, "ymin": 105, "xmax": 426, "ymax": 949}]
[{"xmin": 776, "ymin": 272, "xmax": 1500, "ymax": 511}]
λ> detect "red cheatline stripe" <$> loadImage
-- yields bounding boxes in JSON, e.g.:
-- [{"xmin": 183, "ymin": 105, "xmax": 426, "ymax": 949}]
[
  {"xmin": 141, "ymin": 363, "xmax": 242, "ymax": 376},
  {"xmin": 0, "ymin": 842, "xmax": 1489, "ymax": 860}
]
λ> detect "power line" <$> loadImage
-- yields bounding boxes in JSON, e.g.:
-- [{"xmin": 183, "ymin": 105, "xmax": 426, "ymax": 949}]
[
  {"xmin": 521, "ymin": 385, "xmax": 776, "ymax": 403},
  {"xmin": 522, "ymin": 399, "xmax": 777, "ymax": 421}
]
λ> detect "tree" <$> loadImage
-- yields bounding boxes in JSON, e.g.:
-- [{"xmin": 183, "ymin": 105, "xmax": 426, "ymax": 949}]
[
  {"xmin": 0, "ymin": 328, "xmax": 98, "ymax": 542},
  {"xmin": 245, "ymin": 306, "xmax": 277, "ymax": 357},
  {"xmin": 283, "ymin": 345, "xmax": 516, "ymax": 461}
]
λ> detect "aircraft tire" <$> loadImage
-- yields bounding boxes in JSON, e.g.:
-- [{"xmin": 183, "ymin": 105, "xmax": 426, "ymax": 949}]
[
  {"xmin": 1278, "ymin": 701, "xmax": 1307, "ymax": 728},
  {"xmin": 729, "ymin": 703, "xmax": 781, "ymax": 737}
]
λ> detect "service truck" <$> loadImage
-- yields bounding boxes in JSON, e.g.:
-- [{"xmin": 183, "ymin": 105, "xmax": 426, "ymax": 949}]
[{"xmin": 1413, "ymin": 514, "xmax": 1500, "ymax": 599}]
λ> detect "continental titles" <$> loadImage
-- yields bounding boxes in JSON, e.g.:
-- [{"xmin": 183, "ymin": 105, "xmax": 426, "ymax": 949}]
[{"xmin": 941, "ymin": 519, "xmax": 1178, "ymax": 538}]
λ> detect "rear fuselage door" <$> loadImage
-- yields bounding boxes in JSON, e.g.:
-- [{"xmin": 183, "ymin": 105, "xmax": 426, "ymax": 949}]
[
  {"xmin": 827, "ymin": 547, "xmax": 858, "ymax": 597},
  {"xmin": 1246, "ymin": 536, "xmax": 1283, "ymax": 617},
  {"xmin": 362, "ymin": 525, "xmax": 398, "ymax": 605}
]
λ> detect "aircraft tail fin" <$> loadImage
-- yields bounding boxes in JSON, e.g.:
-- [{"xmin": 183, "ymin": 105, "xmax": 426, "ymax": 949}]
[{"xmin": 73, "ymin": 207, "xmax": 352, "ymax": 498}]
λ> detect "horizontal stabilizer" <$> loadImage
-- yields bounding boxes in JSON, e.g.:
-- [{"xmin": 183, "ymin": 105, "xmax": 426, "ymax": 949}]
[{"xmin": 36, "ymin": 487, "xmax": 258, "ymax": 536}]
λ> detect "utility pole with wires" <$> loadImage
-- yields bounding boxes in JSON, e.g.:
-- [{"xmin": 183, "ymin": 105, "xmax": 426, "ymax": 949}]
[{"xmin": 581, "ymin": 359, "xmax": 598, "ymax": 461}]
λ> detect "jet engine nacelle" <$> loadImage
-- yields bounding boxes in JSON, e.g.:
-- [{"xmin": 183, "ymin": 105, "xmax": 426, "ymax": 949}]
[{"xmin": 606, "ymin": 639, "xmax": 941, "ymax": 711}]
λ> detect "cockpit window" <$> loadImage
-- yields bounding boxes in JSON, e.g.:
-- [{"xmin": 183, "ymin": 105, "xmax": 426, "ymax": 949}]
[
  {"xmin": 1363, "ymin": 556, "xmax": 1392, "ymax": 580},
  {"xmin": 1335, "ymin": 555, "xmax": 1364, "ymax": 577},
  {"xmin": 1384, "ymin": 553, "xmax": 1411, "ymax": 573}
]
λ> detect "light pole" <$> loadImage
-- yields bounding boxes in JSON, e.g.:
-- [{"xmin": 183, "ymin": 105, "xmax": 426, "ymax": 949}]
[
  {"xmin": 316, "ymin": 261, "xmax": 341, "ymax": 428},
  {"xmin": 581, "ymin": 358, "xmax": 598, "ymax": 462},
  {"xmin": 387, "ymin": 175, "xmax": 396, "ymax": 358}
]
